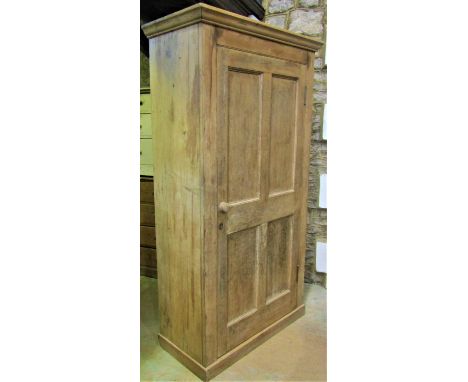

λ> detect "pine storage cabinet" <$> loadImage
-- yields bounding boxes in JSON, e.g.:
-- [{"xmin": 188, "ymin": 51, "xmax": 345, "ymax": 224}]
[{"xmin": 142, "ymin": 4, "xmax": 322, "ymax": 380}]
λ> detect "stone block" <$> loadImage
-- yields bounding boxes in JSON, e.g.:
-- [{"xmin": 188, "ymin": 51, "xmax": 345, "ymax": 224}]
[
  {"xmin": 310, "ymin": 208, "xmax": 327, "ymax": 240},
  {"xmin": 312, "ymin": 103, "xmax": 324, "ymax": 140},
  {"xmin": 314, "ymin": 70, "xmax": 327, "ymax": 83},
  {"xmin": 299, "ymin": 0, "xmax": 319, "ymax": 7},
  {"xmin": 265, "ymin": 15, "xmax": 287, "ymax": 28},
  {"xmin": 314, "ymin": 57, "xmax": 324, "ymax": 69},
  {"xmin": 268, "ymin": 0, "xmax": 294, "ymax": 14},
  {"xmin": 313, "ymin": 90, "xmax": 327, "ymax": 103},
  {"xmin": 310, "ymin": 140, "xmax": 327, "ymax": 171},
  {"xmin": 308, "ymin": 173, "xmax": 319, "ymax": 208},
  {"xmin": 313, "ymin": 81, "xmax": 327, "ymax": 92},
  {"xmin": 289, "ymin": 9, "xmax": 324, "ymax": 36}
]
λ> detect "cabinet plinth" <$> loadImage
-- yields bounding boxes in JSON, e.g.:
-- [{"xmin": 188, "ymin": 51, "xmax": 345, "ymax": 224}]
[{"xmin": 142, "ymin": 4, "xmax": 322, "ymax": 380}]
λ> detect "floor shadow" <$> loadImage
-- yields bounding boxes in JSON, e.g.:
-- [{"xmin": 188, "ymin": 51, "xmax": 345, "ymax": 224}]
[{"xmin": 140, "ymin": 276, "xmax": 160, "ymax": 358}]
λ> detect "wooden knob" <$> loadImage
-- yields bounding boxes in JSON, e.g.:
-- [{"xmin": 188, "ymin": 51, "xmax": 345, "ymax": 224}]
[{"xmin": 218, "ymin": 202, "xmax": 229, "ymax": 213}]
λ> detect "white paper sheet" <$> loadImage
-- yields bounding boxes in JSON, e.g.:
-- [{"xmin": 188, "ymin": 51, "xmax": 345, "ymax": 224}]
[
  {"xmin": 319, "ymin": 174, "xmax": 327, "ymax": 208},
  {"xmin": 316, "ymin": 241, "xmax": 327, "ymax": 273}
]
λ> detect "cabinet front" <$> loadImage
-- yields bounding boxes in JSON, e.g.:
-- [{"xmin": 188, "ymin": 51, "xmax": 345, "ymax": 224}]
[{"xmin": 216, "ymin": 47, "xmax": 308, "ymax": 355}]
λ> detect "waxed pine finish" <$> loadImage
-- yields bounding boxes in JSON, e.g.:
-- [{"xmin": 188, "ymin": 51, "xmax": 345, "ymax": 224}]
[{"xmin": 142, "ymin": 4, "xmax": 322, "ymax": 380}]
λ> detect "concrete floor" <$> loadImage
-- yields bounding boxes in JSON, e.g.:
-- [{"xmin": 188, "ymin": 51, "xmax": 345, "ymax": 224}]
[{"xmin": 141, "ymin": 276, "xmax": 327, "ymax": 381}]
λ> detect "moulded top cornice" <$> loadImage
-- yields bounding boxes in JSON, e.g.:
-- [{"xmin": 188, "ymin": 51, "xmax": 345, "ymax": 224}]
[{"xmin": 142, "ymin": 3, "xmax": 323, "ymax": 52}]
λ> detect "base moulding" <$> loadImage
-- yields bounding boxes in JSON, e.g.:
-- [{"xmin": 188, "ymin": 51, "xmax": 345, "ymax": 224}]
[{"xmin": 158, "ymin": 304, "xmax": 306, "ymax": 381}]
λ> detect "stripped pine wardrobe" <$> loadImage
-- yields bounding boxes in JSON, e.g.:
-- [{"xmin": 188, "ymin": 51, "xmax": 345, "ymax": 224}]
[{"xmin": 142, "ymin": 4, "xmax": 322, "ymax": 380}]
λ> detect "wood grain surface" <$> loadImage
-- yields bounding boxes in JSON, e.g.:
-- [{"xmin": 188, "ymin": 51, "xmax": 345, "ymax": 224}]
[{"xmin": 143, "ymin": 4, "xmax": 322, "ymax": 375}]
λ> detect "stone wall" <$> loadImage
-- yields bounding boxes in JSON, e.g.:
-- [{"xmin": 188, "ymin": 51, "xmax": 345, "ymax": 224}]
[
  {"xmin": 140, "ymin": 52, "xmax": 150, "ymax": 88},
  {"xmin": 263, "ymin": 0, "xmax": 327, "ymax": 286}
]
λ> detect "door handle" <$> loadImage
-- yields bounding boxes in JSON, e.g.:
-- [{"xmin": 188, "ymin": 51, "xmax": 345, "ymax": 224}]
[{"xmin": 218, "ymin": 202, "xmax": 229, "ymax": 213}]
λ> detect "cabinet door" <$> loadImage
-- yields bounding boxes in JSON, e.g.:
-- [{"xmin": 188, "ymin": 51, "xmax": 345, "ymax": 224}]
[{"xmin": 216, "ymin": 48, "xmax": 308, "ymax": 355}]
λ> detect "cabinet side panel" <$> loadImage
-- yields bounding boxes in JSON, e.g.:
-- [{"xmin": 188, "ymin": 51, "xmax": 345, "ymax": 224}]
[
  {"xmin": 149, "ymin": 24, "xmax": 203, "ymax": 362},
  {"xmin": 296, "ymin": 52, "xmax": 315, "ymax": 305},
  {"xmin": 199, "ymin": 24, "xmax": 218, "ymax": 366}
]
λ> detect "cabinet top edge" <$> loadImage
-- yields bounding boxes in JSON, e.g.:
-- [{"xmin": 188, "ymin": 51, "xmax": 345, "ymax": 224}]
[{"xmin": 142, "ymin": 3, "xmax": 323, "ymax": 52}]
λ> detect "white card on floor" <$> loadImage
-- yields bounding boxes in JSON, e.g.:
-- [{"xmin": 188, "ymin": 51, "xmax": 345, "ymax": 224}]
[{"xmin": 316, "ymin": 241, "xmax": 327, "ymax": 273}]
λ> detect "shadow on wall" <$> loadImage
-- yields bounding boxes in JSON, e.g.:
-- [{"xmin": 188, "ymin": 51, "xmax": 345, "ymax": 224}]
[{"xmin": 141, "ymin": 52, "xmax": 150, "ymax": 88}]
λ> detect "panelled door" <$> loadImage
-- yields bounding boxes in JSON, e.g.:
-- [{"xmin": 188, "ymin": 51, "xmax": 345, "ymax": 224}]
[{"xmin": 216, "ymin": 47, "xmax": 308, "ymax": 355}]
